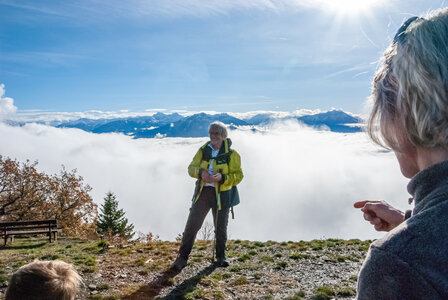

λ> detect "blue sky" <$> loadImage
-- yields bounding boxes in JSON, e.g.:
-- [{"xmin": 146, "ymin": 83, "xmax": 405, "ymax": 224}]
[{"xmin": 0, "ymin": 0, "xmax": 446, "ymax": 113}]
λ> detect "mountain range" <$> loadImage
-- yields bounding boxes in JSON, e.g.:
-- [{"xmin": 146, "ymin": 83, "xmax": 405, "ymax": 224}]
[{"xmin": 54, "ymin": 110, "xmax": 362, "ymax": 138}]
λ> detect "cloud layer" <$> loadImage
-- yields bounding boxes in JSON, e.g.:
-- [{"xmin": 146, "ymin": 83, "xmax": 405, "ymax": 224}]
[
  {"xmin": 0, "ymin": 0, "xmax": 370, "ymax": 19},
  {"xmin": 0, "ymin": 120, "xmax": 411, "ymax": 241},
  {"xmin": 0, "ymin": 84, "xmax": 17, "ymax": 118}
]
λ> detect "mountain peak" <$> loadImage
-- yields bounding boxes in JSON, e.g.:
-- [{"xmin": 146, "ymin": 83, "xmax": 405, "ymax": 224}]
[{"xmin": 52, "ymin": 110, "xmax": 362, "ymax": 137}]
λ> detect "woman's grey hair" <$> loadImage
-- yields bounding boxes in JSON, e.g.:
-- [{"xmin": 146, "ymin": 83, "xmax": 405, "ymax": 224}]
[
  {"xmin": 209, "ymin": 121, "xmax": 228, "ymax": 138},
  {"xmin": 368, "ymin": 8, "xmax": 448, "ymax": 150}
]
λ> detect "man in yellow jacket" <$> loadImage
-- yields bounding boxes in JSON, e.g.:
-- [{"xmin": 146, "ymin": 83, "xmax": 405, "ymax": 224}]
[{"xmin": 172, "ymin": 121, "xmax": 243, "ymax": 271}]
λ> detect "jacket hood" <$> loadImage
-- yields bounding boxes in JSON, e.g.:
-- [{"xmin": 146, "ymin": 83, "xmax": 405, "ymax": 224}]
[{"xmin": 202, "ymin": 138, "xmax": 232, "ymax": 151}]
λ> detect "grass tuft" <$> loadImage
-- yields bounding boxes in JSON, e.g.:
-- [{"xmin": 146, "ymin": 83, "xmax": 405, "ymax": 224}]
[
  {"xmin": 285, "ymin": 290, "xmax": 306, "ymax": 300},
  {"xmin": 231, "ymin": 276, "xmax": 249, "ymax": 286},
  {"xmin": 312, "ymin": 285, "xmax": 336, "ymax": 300}
]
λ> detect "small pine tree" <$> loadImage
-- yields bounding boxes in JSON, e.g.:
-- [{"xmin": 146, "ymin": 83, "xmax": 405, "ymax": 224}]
[{"xmin": 97, "ymin": 192, "xmax": 134, "ymax": 239}]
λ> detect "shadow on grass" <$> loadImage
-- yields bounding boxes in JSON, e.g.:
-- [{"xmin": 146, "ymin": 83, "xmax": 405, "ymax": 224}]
[
  {"xmin": 124, "ymin": 263, "xmax": 218, "ymax": 300},
  {"xmin": 0, "ymin": 241, "xmax": 47, "ymax": 250},
  {"xmin": 0, "ymin": 237, "xmax": 86, "ymax": 250}
]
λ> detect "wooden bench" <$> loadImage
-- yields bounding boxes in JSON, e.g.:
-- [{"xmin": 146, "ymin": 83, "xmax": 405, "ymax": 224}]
[{"xmin": 0, "ymin": 219, "xmax": 61, "ymax": 246}]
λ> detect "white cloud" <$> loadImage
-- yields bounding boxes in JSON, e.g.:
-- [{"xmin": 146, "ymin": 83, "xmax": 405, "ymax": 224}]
[
  {"xmin": 0, "ymin": 84, "xmax": 18, "ymax": 118},
  {"xmin": 0, "ymin": 121, "xmax": 411, "ymax": 242},
  {"xmin": 97, "ymin": 0, "xmax": 303, "ymax": 18},
  {"xmin": 144, "ymin": 108, "xmax": 167, "ymax": 112},
  {"xmin": 1, "ymin": 52, "xmax": 88, "ymax": 68},
  {"xmin": 10, "ymin": 108, "xmax": 359, "ymax": 126},
  {"xmin": 229, "ymin": 109, "xmax": 323, "ymax": 120},
  {"xmin": 1, "ymin": 0, "xmax": 370, "ymax": 21},
  {"xmin": 9, "ymin": 110, "xmax": 180, "ymax": 125},
  {"xmin": 122, "ymin": 0, "xmax": 387, "ymax": 18}
]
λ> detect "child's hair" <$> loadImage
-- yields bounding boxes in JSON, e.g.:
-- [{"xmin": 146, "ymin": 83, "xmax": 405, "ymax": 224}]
[{"xmin": 5, "ymin": 260, "xmax": 82, "ymax": 300}]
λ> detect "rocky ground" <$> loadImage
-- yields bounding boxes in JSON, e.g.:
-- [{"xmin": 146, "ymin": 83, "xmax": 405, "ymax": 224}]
[{"xmin": 0, "ymin": 237, "xmax": 371, "ymax": 299}]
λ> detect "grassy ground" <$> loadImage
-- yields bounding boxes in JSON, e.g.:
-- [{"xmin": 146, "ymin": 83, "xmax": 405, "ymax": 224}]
[{"xmin": 0, "ymin": 237, "xmax": 372, "ymax": 299}]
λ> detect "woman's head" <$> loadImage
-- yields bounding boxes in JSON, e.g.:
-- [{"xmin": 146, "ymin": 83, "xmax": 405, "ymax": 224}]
[
  {"xmin": 209, "ymin": 121, "xmax": 228, "ymax": 149},
  {"xmin": 368, "ymin": 8, "xmax": 448, "ymax": 151}
]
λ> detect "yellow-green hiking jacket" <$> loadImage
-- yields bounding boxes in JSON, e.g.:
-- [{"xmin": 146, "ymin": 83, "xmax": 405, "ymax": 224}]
[{"xmin": 188, "ymin": 138, "xmax": 243, "ymax": 210}]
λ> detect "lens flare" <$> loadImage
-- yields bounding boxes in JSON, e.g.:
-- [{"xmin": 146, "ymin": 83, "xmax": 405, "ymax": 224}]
[{"xmin": 316, "ymin": 0, "xmax": 385, "ymax": 15}]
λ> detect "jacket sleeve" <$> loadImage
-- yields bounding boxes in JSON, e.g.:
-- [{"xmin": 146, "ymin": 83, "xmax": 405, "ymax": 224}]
[
  {"xmin": 357, "ymin": 246, "xmax": 438, "ymax": 300},
  {"xmin": 223, "ymin": 150, "xmax": 243, "ymax": 186},
  {"xmin": 188, "ymin": 148, "xmax": 203, "ymax": 179}
]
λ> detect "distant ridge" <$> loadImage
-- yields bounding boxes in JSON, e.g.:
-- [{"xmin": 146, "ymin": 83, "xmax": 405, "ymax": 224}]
[
  {"xmin": 133, "ymin": 113, "xmax": 248, "ymax": 138},
  {"xmin": 298, "ymin": 110, "xmax": 361, "ymax": 133},
  {"xmin": 51, "ymin": 110, "xmax": 362, "ymax": 138}
]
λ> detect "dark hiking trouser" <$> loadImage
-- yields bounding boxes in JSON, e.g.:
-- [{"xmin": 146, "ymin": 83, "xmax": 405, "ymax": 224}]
[{"xmin": 178, "ymin": 186, "xmax": 230, "ymax": 260}]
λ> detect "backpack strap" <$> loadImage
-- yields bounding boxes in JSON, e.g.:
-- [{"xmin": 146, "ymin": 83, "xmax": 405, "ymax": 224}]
[
  {"xmin": 201, "ymin": 139, "xmax": 238, "ymax": 217},
  {"xmin": 201, "ymin": 140, "xmax": 232, "ymax": 164}
]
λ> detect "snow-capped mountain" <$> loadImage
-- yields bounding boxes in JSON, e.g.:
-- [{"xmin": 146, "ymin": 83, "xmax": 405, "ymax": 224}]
[{"xmin": 47, "ymin": 109, "xmax": 362, "ymax": 138}]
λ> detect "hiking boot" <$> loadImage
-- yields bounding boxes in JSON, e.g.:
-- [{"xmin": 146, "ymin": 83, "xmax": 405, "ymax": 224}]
[
  {"xmin": 171, "ymin": 256, "xmax": 188, "ymax": 271},
  {"xmin": 215, "ymin": 257, "xmax": 229, "ymax": 268}
]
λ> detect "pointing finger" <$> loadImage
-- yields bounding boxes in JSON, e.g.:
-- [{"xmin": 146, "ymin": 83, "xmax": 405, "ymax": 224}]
[{"xmin": 354, "ymin": 200, "xmax": 382, "ymax": 209}]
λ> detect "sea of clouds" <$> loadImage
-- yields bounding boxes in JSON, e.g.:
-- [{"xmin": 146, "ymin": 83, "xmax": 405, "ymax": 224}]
[
  {"xmin": 0, "ymin": 83, "xmax": 413, "ymax": 241},
  {"xmin": 0, "ymin": 118, "xmax": 411, "ymax": 242}
]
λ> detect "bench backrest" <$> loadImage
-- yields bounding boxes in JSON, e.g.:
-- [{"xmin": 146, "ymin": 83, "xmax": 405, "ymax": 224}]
[{"xmin": 0, "ymin": 219, "xmax": 58, "ymax": 231}]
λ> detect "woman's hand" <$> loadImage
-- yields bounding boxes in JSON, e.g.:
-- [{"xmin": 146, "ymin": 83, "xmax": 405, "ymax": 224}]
[
  {"xmin": 354, "ymin": 200, "xmax": 405, "ymax": 232},
  {"xmin": 213, "ymin": 173, "xmax": 222, "ymax": 182},
  {"xmin": 201, "ymin": 170, "xmax": 215, "ymax": 183},
  {"xmin": 201, "ymin": 171, "xmax": 222, "ymax": 183}
]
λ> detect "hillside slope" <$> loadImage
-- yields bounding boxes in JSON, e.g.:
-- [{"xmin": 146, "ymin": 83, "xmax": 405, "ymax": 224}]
[{"xmin": 0, "ymin": 237, "xmax": 371, "ymax": 299}]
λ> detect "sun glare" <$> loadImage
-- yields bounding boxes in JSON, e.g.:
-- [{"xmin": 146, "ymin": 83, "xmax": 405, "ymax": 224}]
[{"xmin": 317, "ymin": 0, "xmax": 385, "ymax": 15}]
